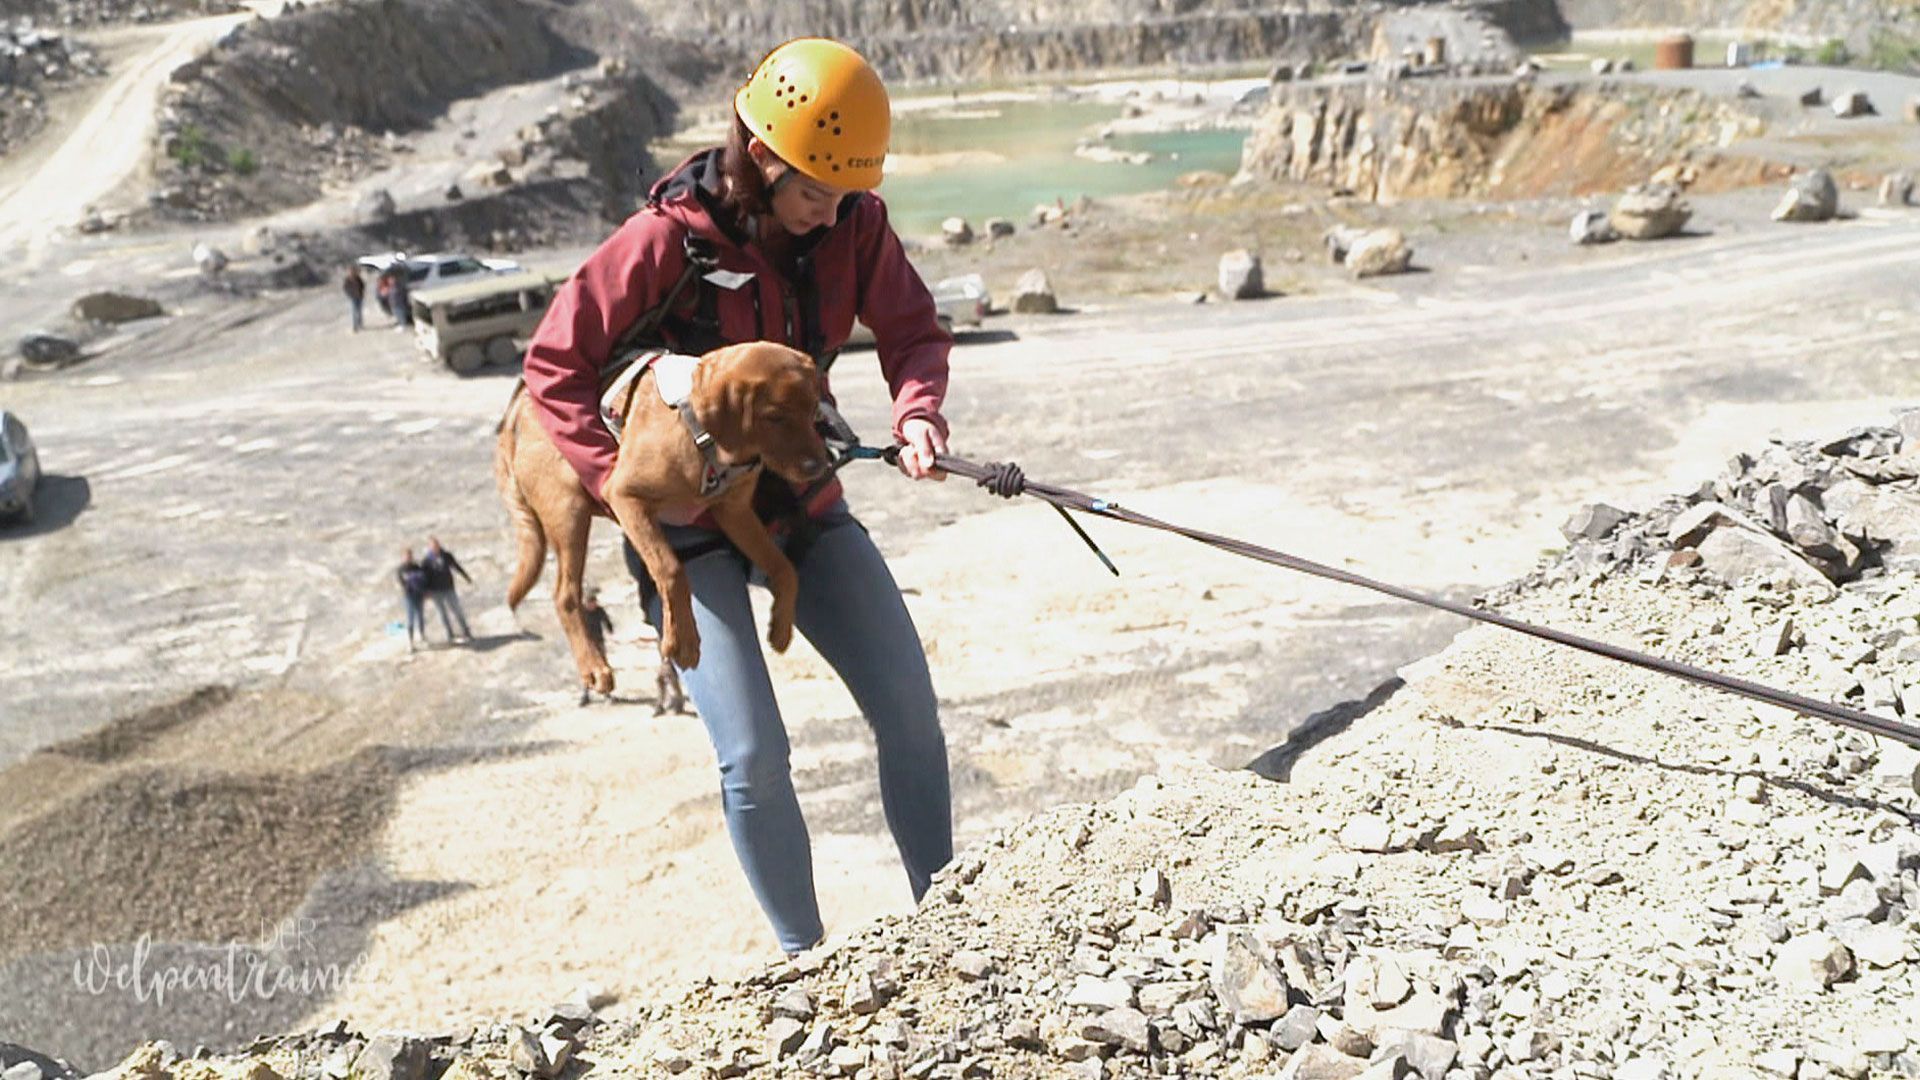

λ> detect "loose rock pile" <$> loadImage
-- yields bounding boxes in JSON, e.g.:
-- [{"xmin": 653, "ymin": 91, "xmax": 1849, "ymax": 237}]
[
  {"xmin": 0, "ymin": 20, "xmax": 102, "ymax": 154},
  {"xmin": 1534, "ymin": 414, "xmax": 1920, "ymax": 598}
]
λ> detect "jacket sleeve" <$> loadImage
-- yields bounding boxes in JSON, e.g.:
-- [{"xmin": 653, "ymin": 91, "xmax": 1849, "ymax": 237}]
[
  {"xmin": 448, "ymin": 552, "xmax": 472, "ymax": 583},
  {"xmin": 522, "ymin": 211, "xmax": 685, "ymax": 504},
  {"xmin": 854, "ymin": 196, "xmax": 952, "ymax": 440}
]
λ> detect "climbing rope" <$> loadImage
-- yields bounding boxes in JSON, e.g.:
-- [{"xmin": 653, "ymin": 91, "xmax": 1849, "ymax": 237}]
[{"xmin": 867, "ymin": 444, "xmax": 1920, "ymax": 751}]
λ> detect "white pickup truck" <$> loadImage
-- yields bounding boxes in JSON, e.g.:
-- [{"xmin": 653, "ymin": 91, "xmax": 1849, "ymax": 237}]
[{"xmin": 846, "ymin": 272, "xmax": 990, "ymax": 345}]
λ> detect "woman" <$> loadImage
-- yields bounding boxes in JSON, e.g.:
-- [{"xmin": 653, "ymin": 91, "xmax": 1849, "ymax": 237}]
[{"xmin": 521, "ymin": 38, "xmax": 954, "ymax": 954}]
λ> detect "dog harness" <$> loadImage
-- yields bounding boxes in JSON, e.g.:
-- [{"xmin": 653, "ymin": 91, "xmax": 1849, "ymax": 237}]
[{"xmin": 600, "ymin": 351, "xmax": 759, "ymax": 499}]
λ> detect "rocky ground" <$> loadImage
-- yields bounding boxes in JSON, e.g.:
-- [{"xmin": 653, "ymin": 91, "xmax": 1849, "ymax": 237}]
[{"xmin": 14, "ymin": 411, "xmax": 1920, "ymax": 1080}]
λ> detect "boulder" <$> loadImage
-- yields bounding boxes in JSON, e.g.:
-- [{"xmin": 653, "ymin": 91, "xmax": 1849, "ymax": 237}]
[
  {"xmin": 1561, "ymin": 502, "xmax": 1628, "ymax": 541},
  {"xmin": 1831, "ymin": 89, "xmax": 1874, "ymax": 118},
  {"xmin": 941, "ymin": 217, "xmax": 974, "ymax": 246},
  {"xmin": 191, "ymin": 242, "xmax": 228, "ymax": 275},
  {"xmin": 1570, "ymin": 209, "xmax": 1617, "ymax": 245},
  {"xmin": 1031, "ymin": 202, "xmax": 1066, "ymax": 227},
  {"xmin": 1772, "ymin": 169, "xmax": 1838, "ymax": 223},
  {"xmin": 1907, "ymin": 95, "xmax": 1920, "ymax": 123},
  {"xmin": 1218, "ymin": 249, "xmax": 1264, "ymax": 299},
  {"xmin": 1696, "ymin": 525, "xmax": 1839, "ymax": 595},
  {"xmin": 1323, "ymin": 226, "xmax": 1363, "ymax": 263},
  {"xmin": 984, "ymin": 217, "xmax": 1015, "ymax": 239},
  {"xmin": 1799, "ymin": 87, "xmax": 1824, "ymax": 107},
  {"xmin": 1279, "ymin": 1045, "xmax": 1367, "ymax": 1079},
  {"xmin": 1823, "ymin": 480, "xmax": 1920, "ymax": 568},
  {"xmin": 71, "ymin": 292, "xmax": 163, "ymax": 324},
  {"xmin": 1782, "ymin": 492, "xmax": 1843, "ymax": 561},
  {"xmin": 351, "ymin": 1037, "xmax": 430, "ymax": 1080},
  {"xmin": 1668, "ymin": 501, "xmax": 1765, "ymax": 546},
  {"xmin": 17, "ymin": 333, "xmax": 79, "ymax": 366},
  {"xmin": 1771, "ymin": 932, "xmax": 1854, "ymax": 990},
  {"xmin": 356, "ymin": 187, "xmax": 396, "ymax": 223},
  {"xmin": 1610, "ymin": 184, "xmax": 1690, "ymax": 240},
  {"xmin": 1821, "ymin": 426, "xmax": 1902, "ymax": 458},
  {"xmin": 1881, "ymin": 171, "xmax": 1915, "ymax": 207},
  {"xmin": 1211, "ymin": 931, "xmax": 1290, "ymax": 1023},
  {"xmin": 1344, "ymin": 228, "xmax": 1412, "ymax": 277},
  {"xmin": 1011, "ymin": 268, "xmax": 1058, "ymax": 314}
]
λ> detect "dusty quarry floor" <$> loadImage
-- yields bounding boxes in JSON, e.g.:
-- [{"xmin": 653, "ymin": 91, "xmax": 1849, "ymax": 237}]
[{"xmin": 1, "ymin": 35, "xmax": 1919, "ymax": 1066}]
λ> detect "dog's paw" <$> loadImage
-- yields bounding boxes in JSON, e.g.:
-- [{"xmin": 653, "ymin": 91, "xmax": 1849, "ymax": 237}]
[
  {"xmin": 767, "ymin": 615, "xmax": 794, "ymax": 654},
  {"xmin": 589, "ymin": 665, "xmax": 615, "ymax": 694},
  {"xmin": 665, "ymin": 629, "xmax": 701, "ymax": 671}
]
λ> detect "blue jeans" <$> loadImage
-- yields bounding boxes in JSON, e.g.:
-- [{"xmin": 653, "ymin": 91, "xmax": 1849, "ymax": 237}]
[
  {"xmin": 626, "ymin": 501, "xmax": 952, "ymax": 952},
  {"xmin": 403, "ymin": 592, "xmax": 425, "ymax": 643},
  {"xmin": 426, "ymin": 588, "xmax": 470, "ymax": 639},
  {"xmin": 348, "ymin": 296, "xmax": 363, "ymax": 331}
]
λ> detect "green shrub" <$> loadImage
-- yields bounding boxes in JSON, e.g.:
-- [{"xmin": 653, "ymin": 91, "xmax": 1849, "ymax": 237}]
[
  {"xmin": 1865, "ymin": 31, "xmax": 1920, "ymax": 72},
  {"xmin": 1815, "ymin": 38, "xmax": 1851, "ymax": 66},
  {"xmin": 168, "ymin": 124, "xmax": 214, "ymax": 170},
  {"xmin": 228, "ymin": 147, "xmax": 259, "ymax": 176}
]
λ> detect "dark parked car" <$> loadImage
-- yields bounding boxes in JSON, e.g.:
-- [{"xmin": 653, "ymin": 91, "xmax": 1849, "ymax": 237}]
[{"xmin": 0, "ymin": 410, "xmax": 41, "ymax": 524}]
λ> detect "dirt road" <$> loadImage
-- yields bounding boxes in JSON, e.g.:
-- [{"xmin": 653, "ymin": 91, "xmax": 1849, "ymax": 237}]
[{"xmin": 2, "ymin": 175, "xmax": 1917, "ymax": 1063}]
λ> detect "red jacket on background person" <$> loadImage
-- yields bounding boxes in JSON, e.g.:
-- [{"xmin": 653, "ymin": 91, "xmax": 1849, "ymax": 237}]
[{"xmin": 521, "ymin": 149, "xmax": 952, "ymax": 523}]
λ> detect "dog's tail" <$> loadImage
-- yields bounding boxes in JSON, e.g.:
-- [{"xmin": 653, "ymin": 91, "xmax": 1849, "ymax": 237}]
[{"xmin": 495, "ymin": 391, "xmax": 547, "ymax": 612}]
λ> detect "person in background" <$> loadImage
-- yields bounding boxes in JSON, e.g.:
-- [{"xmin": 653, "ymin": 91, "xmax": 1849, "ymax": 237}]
[
  {"xmin": 343, "ymin": 266, "xmax": 366, "ymax": 332},
  {"xmin": 419, "ymin": 536, "xmax": 473, "ymax": 643},
  {"xmin": 388, "ymin": 259, "xmax": 413, "ymax": 329},
  {"xmin": 396, "ymin": 548, "xmax": 429, "ymax": 652}
]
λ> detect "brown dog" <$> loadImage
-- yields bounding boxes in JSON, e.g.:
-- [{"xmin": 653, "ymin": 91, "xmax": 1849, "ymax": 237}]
[{"xmin": 496, "ymin": 341, "xmax": 830, "ymax": 697}]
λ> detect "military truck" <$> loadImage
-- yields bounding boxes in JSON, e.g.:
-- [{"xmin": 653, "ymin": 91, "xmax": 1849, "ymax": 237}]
[{"xmin": 407, "ymin": 265, "xmax": 575, "ymax": 374}]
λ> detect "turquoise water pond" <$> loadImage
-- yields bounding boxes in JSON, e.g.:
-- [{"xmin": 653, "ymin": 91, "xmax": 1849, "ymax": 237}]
[{"xmin": 876, "ymin": 98, "xmax": 1248, "ymax": 235}]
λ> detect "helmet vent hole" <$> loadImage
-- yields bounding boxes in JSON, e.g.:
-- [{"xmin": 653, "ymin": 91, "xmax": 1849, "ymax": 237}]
[
  {"xmin": 833, "ymin": 127, "xmax": 842, "ymax": 136},
  {"xmin": 830, "ymin": 111, "xmax": 840, "ymax": 120},
  {"xmin": 816, "ymin": 119, "xmax": 826, "ymax": 128}
]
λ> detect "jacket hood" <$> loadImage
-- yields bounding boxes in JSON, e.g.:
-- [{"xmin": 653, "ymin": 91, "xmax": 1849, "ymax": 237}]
[{"xmin": 646, "ymin": 147, "xmax": 865, "ymax": 250}]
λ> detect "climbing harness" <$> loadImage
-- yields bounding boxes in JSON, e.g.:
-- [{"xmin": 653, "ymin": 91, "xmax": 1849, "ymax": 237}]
[{"xmin": 857, "ymin": 443, "xmax": 1920, "ymax": 751}]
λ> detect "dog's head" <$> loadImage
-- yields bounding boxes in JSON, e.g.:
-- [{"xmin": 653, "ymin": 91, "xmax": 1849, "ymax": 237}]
[{"xmin": 706, "ymin": 342, "xmax": 829, "ymax": 485}]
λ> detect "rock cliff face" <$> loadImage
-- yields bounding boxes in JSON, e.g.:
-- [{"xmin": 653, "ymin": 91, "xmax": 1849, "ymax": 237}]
[
  {"xmin": 1237, "ymin": 78, "xmax": 1768, "ymax": 201},
  {"xmin": 148, "ymin": 0, "xmax": 675, "ymax": 220},
  {"xmin": 625, "ymin": 0, "xmax": 1570, "ymax": 82},
  {"xmin": 1558, "ymin": 0, "xmax": 1916, "ymax": 46}
]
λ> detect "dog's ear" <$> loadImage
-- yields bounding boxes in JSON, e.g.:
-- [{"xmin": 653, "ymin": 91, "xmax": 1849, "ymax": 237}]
[{"xmin": 719, "ymin": 352, "xmax": 760, "ymax": 448}]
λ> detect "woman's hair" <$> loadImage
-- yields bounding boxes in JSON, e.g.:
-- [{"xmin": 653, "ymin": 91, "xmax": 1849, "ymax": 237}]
[{"xmin": 717, "ymin": 114, "xmax": 773, "ymax": 223}]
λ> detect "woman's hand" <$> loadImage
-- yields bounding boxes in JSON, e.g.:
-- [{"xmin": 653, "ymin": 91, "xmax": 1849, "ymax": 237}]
[{"xmin": 897, "ymin": 417, "xmax": 948, "ymax": 482}]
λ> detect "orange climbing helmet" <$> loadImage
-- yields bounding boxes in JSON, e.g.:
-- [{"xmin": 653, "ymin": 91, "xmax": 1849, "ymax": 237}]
[{"xmin": 734, "ymin": 38, "xmax": 891, "ymax": 190}]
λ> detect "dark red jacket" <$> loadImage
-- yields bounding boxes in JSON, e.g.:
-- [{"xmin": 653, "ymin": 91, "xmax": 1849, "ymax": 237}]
[{"xmin": 522, "ymin": 150, "xmax": 951, "ymax": 520}]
